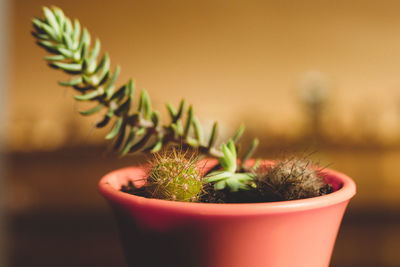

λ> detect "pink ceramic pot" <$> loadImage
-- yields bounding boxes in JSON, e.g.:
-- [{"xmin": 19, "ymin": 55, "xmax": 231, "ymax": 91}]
[{"xmin": 98, "ymin": 159, "xmax": 356, "ymax": 267}]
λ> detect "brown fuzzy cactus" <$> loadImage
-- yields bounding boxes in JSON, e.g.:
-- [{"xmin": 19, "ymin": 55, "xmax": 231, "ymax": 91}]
[
  {"xmin": 254, "ymin": 157, "xmax": 332, "ymax": 202},
  {"xmin": 146, "ymin": 148, "xmax": 203, "ymax": 202}
]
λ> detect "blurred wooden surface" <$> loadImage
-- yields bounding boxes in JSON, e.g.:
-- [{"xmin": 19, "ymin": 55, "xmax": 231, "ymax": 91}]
[{"xmin": 4, "ymin": 146, "xmax": 400, "ymax": 267}]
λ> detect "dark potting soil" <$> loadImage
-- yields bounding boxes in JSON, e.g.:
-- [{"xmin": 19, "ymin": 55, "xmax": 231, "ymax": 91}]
[
  {"xmin": 120, "ymin": 181, "xmax": 151, "ymax": 198},
  {"xmin": 120, "ymin": 180, "xmax": 333, "ymax": 203}
]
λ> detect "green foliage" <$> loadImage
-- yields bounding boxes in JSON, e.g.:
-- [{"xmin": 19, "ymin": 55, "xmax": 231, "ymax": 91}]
[
  {"xmin": 32, "ymin": 6, "xmax": 261, "ymax": 193},
  {"xmin": 147, "ymin": 149, "xmax": 202, "ymax": 202},
  {"xmin": 32, "ymin": 6, "xmax": 232, "ymax": 157},
  {"xmin": 206, "ymin": 140, "xmax": 255, "ymax": 192}
]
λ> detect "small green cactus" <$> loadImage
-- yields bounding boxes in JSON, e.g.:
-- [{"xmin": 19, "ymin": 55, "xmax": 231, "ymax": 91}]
[
  {"xmin": 254, "ymin": 157, "xmax": 332, "ymax": 201},
  {"xmin": 147, "ymin": 149, "xmax": 203, "ymax": 202}
]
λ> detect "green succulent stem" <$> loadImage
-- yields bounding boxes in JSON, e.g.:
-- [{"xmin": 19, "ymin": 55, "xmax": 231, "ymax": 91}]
[
  {"xmin": 32, "ymin": 6, "xmax": 260, "ymax": 192},
  {"xmin": 32, "ymin": 6, "xmax": 229, "ymax": 157}
]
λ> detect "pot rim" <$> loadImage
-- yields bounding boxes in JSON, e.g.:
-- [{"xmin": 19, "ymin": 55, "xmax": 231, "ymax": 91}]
[{"xmin": 98, "ymin": 159, "xmax": 356, "ymax": 216}]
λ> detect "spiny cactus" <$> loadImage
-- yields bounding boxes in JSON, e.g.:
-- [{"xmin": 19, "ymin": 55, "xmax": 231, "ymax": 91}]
[
  {"xmin": 146, "ymin": 148, "xmax": 203, "ymax": 202},
  {"xmin": 254, "ymin": 157, "xmax": 332, "ymax": 201}
]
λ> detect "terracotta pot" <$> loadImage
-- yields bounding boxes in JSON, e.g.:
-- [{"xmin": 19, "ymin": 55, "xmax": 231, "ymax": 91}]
[{"xmin": 98, "ymin": 159, "xmax": 356, "ymax": 267}]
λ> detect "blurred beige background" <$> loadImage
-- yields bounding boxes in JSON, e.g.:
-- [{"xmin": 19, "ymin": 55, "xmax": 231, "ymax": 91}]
[{"xmin": 7, "ymin": 0, "xmax": 400, "ymax": 151}]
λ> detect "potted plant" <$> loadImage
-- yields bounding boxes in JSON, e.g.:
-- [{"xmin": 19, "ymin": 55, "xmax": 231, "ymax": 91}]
[{"xmin": 31, "ymin": 6, "xmax": 356, "ymax": 267}]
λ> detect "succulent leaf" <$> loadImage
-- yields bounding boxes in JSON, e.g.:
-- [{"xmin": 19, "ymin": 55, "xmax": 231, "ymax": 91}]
[
  {"xmin": 208, "ymin": 122, "xmax": 218, "ymax": 149},
  {"xmin": 105, "ymin": 117, "xmax": 123, "ymax": 140},
  {"xmin": 183, "ymin": 106, "xmax": 193, "ymax": 138},
  {"xmin": 79, "ymin": 103, "xmax": 104, "ymax": 116},
  {"xmin": 232, "ymin": 124, "xmax": 245, "ymax": 143},
  {"xmin": 192, "ymin": 117, "xmax": 203, "ymax": 144},
  {"xmin": 206, "ymin": 140, "xmax": 255, "ymax": 192},
  {"xmin": 241, "ymin": 138, "xmax": 259, "ymax": 167},
  {"xmin": 166, "ymin": 103, "xmax": 176, "ymax": 120}
]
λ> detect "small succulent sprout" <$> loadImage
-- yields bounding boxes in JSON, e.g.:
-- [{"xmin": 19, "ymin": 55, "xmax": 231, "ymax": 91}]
[
  {"xmin": 254, "ymin": 157, "xmax": 332, "ymax": 201},
  {"xmin": 206, "ymin": 140, "xmax": 255, "ymax": 192},
  {"xmin": 146, "ymin": 148, "xmax": 203, "ymax": 202}
]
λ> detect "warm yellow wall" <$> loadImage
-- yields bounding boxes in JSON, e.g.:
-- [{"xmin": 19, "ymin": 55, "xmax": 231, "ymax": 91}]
[{"xmin": 7, "ymin": 0, "xmax": 400, "ymax": 150}]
